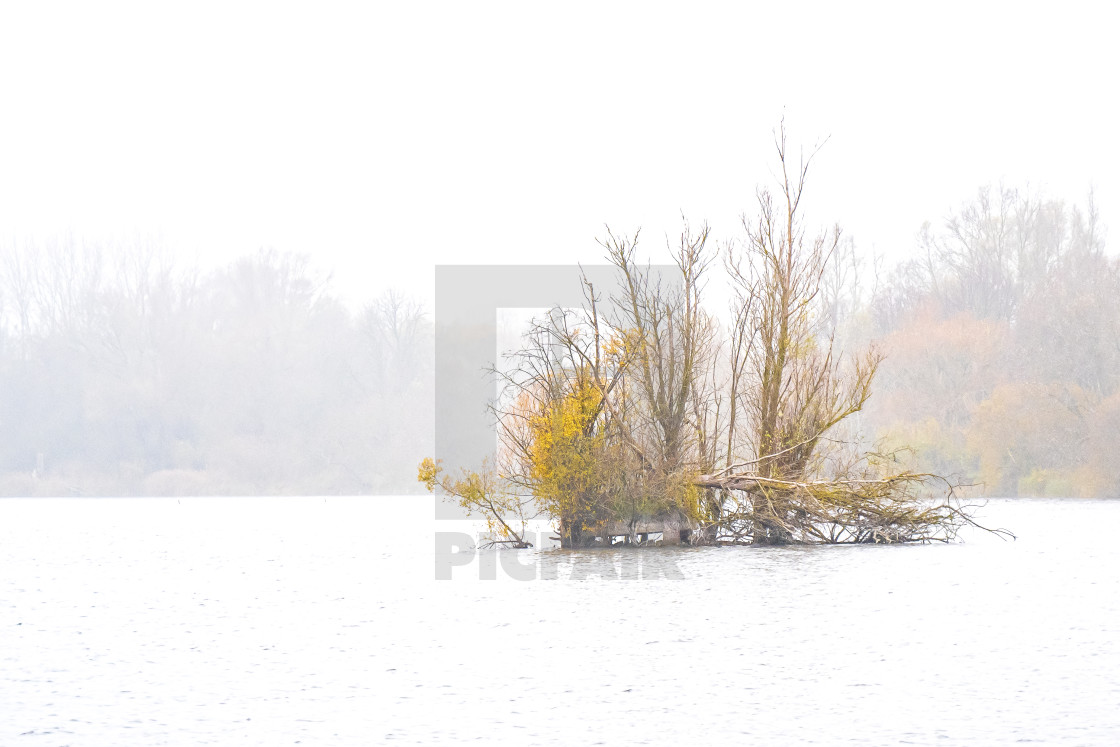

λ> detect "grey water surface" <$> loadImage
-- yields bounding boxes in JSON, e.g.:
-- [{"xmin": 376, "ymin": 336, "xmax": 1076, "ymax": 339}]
[{"xmin": 1, "ymin": 497, "xmax": 1118, "ymax": 745}]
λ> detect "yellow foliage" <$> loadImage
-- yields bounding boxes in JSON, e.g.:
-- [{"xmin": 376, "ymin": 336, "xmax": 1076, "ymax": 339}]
[
  {"xmin": 417, "ymin": 457, "xmax": 440, "ymax": 491},
  {"xmin": 512, "ymin": 365, "xmax": 703, "ymax": 543},
  {"xmin": 527, "ymin": 376, "xmax": 607, "ymax": 535},
  {"xmin": 416, "ymin": 457, "xmax": 532, "ymax": 546}
]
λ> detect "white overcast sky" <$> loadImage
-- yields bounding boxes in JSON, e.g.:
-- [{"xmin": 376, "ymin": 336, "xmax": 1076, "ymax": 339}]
[{"xmin": 1, "ymin": 1, "xmax": 1115, "ymax": 308}]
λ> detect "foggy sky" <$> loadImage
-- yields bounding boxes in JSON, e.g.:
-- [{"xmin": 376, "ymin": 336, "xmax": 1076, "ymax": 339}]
[{"xmin": 1, "ymin": 1, "xmax": 1116, "ymax": 307}]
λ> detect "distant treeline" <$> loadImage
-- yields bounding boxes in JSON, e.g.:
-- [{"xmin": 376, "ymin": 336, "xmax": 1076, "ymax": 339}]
[
  {"xmin": 3, "ymin": 184, "xmax": 1116, "ymax": 498},
  {"xmin": 860, "ymin": 186, "xmax": 1120, "ymax": 497},
  {"xmin": 0, "ymin": 243, "xmax": 431, "ymax": 496}
]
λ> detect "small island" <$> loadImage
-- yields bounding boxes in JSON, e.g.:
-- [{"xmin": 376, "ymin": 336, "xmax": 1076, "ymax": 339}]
[{"xmin": 422, "ymin": 125, "xmax": 1005, "ymax": 548}]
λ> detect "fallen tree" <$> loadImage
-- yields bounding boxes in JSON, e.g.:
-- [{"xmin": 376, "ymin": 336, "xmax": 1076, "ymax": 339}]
[{"xmin": 694, "ymin": 469, "xmax": 1009, "ymax": 544}]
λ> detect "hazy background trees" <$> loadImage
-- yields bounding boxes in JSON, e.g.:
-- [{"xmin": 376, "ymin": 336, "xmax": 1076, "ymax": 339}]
[
  {"xmin": 1, "ymin": 180, "xmax": 1115, "ymax": 499},
  {"xmin": 865, "ymin": 186, "xmax": 1120, "ymax": 497},
  {"xmin": 0, "ymin": 241, "xmax": 432, "ymax": 496}
]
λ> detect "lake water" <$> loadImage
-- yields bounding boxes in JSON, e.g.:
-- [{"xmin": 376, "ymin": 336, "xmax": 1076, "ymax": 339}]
[{"xmin": 1, "ymin": 496, "xmax": 1118, "ymax": 745}]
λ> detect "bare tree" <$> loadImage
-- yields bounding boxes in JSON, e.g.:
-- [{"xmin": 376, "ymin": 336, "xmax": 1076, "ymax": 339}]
[
  {"xmin": 701, "ymin": 123, "xmax": 977, "ymax": 545},
  {"xmin": 599, "ymin": 219, "xmax": 719, "ymax": 474}
]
